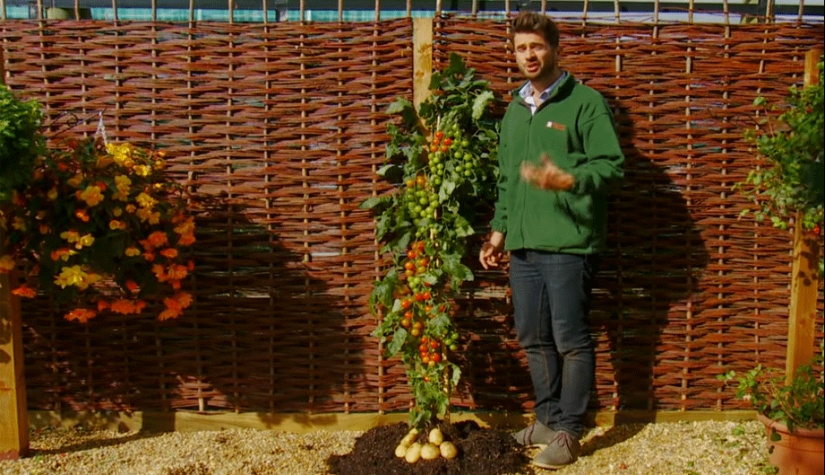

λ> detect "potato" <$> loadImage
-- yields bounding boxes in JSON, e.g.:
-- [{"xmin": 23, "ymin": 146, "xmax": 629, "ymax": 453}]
[
  {"xmin": 428, "ymin": 428, "xmax": 444, "ymax": 445},
  {"xmin": 439, "ymin": 441, "xmax": 458, "ymax": 460},
  {"xmin": 404, "ymin": 442, "xmax": 422, "ymax": 464},
  {"xmin": 400, "ymin": 432, "xmax": 416, "ymax": 447},
  {"xmin": 394, "ymin": 443, "xmax": 407, "ymax": 458},
  {"xmin": 420, "ymin": 443, "xmax": 440, "ymax": 460}
]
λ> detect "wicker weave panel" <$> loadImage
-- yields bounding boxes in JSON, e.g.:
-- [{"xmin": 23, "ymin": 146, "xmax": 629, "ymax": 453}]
[{"xmin": 1, "ymin": 17, "xmax": 823, "ymax": 415}]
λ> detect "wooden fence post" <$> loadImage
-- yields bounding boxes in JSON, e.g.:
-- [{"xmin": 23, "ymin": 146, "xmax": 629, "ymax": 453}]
[
  {"xmin": 0, "ymin": 47, "xmax": 31, "ymax": 461},
  {"xmin": 413, "ymin": 17, "xmax": 433, "ymax": 120},
  {"xmin": 785, "ymin": 47, "xmax": 823, "ymax": 385}
]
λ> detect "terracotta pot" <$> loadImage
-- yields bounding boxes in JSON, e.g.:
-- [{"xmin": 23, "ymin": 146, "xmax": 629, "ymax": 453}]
[{"xmin": 757, "ymin": 413, "xmax": 825, "ymax": 475}]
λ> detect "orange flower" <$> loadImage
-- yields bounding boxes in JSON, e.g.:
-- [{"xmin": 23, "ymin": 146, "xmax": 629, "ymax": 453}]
[
  {"xmin": 75, "ymin": 209, "xmax": 90, "ymax": 222},
  {"xmin": 159, "ymin": 292, "xmax": 192, "ymax": 321},
  {"xmin": 166, "ymin": 264, "xmax": 188, "ymax": 281},
  {"xmin": 50, "ymin": 248, "xmax": 75, "ymax": 262},
  {"xmin": 97, "ymin": 300, "xmax": 110, "ymax": 312},
  {"xmin": 147, "ymin": 231, "xmax": 169, "ymax": 248},
  {"xmin": 158, "ymin": 308, "xmax": 178, "ymax": 321},
  {"xmin": 160, "ymin": 248, "xmax": 179, "ymax": 259},
  {"xmin": 174, "ymin": 217, "xmax": 196, "ymax": 246},
  {"xmin": 152, "ymin": 264, "xmax": 167, "ymax": 282},
  {"xmin": 64, "ymin": 308, "xmax": 96, "ymax": 323},
  {"xmin": 126, "ymin": 280, "xmax": 139, "ymax": 292},
  {"xmin": 11, "ymin": 285, "xmax": 36, "ymax": 298},
  {"xmin": 178, "ymin": 233, "xmax": 196, "ymax": 246},
  {"xmin": 175, "ymin": 292, "xmax": 193, "ymax": 308},
  {"xmin": 110, "ymin": 299, "xmax": 144, "ymax": 315}
]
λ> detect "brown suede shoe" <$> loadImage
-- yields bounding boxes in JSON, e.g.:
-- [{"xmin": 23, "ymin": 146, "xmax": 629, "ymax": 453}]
[
  {"xmin": 512, "ymin": 421, "xmax": 557, "ymax": 448},
  {"xmin": 531, "ymin": 430, "xmax": 581, "ymax": 469}
]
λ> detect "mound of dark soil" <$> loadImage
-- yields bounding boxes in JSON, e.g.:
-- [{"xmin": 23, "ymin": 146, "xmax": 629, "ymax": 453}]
[{"xmin": 326, "ymin": 420, "xmax": 534, "ymax": 475}]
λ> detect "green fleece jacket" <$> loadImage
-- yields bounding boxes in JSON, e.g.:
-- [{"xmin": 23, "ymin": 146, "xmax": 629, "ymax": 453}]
[{"xmin": 490, "ymin": 73, "xmax": 624, "ymax": 254}]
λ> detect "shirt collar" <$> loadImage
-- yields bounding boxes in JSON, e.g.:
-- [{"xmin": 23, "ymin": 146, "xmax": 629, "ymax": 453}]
[{"xmin": 518, "ymin": 70, "xmax": 568, "ymax": 107}]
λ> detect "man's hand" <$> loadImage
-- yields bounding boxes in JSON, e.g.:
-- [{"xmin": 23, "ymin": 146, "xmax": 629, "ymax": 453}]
[
  {"xmin": 479, "ymin": 231, "xmax": 505, "ymax": 270},
  {"xmin": 521, "ymin": 153, "xmax": 575, "ymax": 191}
]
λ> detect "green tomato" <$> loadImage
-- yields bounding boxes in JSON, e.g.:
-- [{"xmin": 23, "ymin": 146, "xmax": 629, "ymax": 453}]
[
  {"xmin": 463, "ymin": 152, "xmax": 473, "ymax": 161},
  {"xmin": 453, "ymin": 151, "xmax": 463, "ymax": 160},
  {"xmin": 461, "ymin": 139, "xmax": 470, "ymax": 148}
]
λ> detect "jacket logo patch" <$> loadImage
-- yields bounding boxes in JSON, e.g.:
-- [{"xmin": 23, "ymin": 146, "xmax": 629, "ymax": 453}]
[{"xmin": 546, "ymin": 121, "xmax": 566, "ymax": 131}]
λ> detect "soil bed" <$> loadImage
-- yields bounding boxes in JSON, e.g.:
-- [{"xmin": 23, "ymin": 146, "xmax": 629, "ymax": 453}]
[{"xmin": 327, "ymin": 421, "xmax": 532, "ymax": 475}]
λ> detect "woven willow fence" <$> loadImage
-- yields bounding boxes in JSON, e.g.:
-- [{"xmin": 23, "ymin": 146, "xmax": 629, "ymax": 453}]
[{"xmin": 1, "ymin": 10, "xmax": 823, "ymax": 418}]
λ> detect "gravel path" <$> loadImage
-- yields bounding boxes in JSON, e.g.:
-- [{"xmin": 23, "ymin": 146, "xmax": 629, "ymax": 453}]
[{"xmin": 0, "ymin": 420, "xmax": 772, "ymax": 475}]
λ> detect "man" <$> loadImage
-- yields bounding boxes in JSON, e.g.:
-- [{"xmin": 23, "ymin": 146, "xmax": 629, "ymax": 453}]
[{"xmin": 479, "ymin": 11, "xmax": 624, "ymax": 470}]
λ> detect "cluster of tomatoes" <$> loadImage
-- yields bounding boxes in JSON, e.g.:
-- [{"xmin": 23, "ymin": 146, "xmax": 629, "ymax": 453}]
[
  {"xmin": 403, "ymin": 174, "xmax": 438, "ymax": 221},
  {"xmin": 393, "ymin": 238, "xmax": 461, "ymax": 368},
  {"xmin": 425, "ymin": 126, "xmax": 478, "ymax": 183}
]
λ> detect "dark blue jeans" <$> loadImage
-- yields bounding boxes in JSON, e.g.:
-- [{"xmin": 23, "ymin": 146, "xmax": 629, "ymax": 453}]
[{"xmin": 509, "ymin": 250, "xmax": 598, "ymax": 438}]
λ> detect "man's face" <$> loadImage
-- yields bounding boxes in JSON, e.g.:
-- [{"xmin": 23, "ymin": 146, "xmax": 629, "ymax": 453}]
[{"xmin": 513, "ymin": 32, "xmax": 559, "ymax": 84}]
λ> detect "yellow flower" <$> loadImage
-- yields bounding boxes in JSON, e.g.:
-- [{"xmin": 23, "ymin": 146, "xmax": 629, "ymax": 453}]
[
  {"xmin": 114, "ymin": 175, "xmax": 131, "ymax": 201},
  {"xmin": 107, "ymin": 142, "xmax": 136, "ymax": 168},
  {"xmin": 67, "ymin": 174, "xmax": 84, "ymax": 188},
  {"xmin": 134, "ymin": 165, "xmax": 151, "ymax": 177},
  {"xmin": 125, "ymin": 247, "xmax": 141, "ymax": 257},
  {"xmin": 61, "ymin": 230, "xmax": 80, "ymax": 243},
  {"xmin": 113, "ymin": 207, "xmax": 123, "ymax": 217},
  {"xmin": 0, "ymin": 255, "xmax": 16, "ymax": 273},
  {"xmin": 75, "ymin": 234, "xmax": 95, "ymax": 249},
  {"xmin": 55, "ymin": 265, "xmax": 87, "ymax": 289},
  {"xmin": 136, "ymin": 208, "xmax": 160, "ymax": 224},
  {"xmin": 136, "ymin": 192, "xmax": 157, "ymax": 209},
  {"xmin": 47, "ymin": 188, "xmax": 58, "ymax": 200},
  {"xmin": 126, "ymin": 204, "xmax": 137, "ymax": 214},
  {"xmin": 79, "ymin": 185, "xmax": 104, "ymax": 207},
  {"xmin": 109, "ymin": 220, "xmax": 127, "ymax": 230}
]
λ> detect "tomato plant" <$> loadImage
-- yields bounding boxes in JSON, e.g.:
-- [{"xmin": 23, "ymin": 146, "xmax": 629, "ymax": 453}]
[{"xmin": 362, "ymin": 53, "xmax": 499, "ymax": 429}]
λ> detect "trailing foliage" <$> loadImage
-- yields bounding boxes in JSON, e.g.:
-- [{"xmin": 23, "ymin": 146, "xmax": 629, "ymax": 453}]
[{"xmin": 362, "ymin": 53, "xmax": 499, "ymax": 428}]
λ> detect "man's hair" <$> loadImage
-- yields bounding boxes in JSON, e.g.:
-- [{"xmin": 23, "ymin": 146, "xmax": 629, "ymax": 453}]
[{"xmin": 511, "ymin": 11, "xmax": 560, "ymax": 48}]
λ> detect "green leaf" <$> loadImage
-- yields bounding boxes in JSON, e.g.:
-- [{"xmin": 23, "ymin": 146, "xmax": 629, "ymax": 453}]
[
  {"xmin": 386, "ymin": 328, "xmax": 408, "ymax": 357},
  {"xmin": 472, "ymin": 90, "xmax": 494, "ymax": 120},
  {"xmin": 360, "ymin": 195, "xmax": 386, "ymax": 210},
  {"xmin": 386, "ymin": 97, "xmax": 412, "ymax": 115}
]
